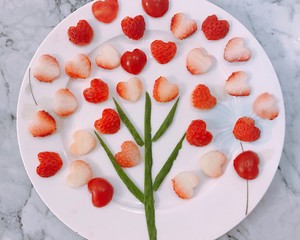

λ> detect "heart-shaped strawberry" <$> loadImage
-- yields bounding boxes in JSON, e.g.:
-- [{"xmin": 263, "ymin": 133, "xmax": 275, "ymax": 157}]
[
  {"xmin": 67, "ymin": 160, "xmax": 92, "ymax": 187},
  {"xmin": 192, "ymin": 84, "xmax": 217, "ymax": 110},
  {"xmin": 65, "ymin": 54, "xmax": 91, "ymax": 79},
  {"xmin": 36, "ymin": 151, "xmax": 63, "ymax": 178},
  {"xmin": 88, "ymin": 177, "xmax": 114, "ymax": 207},
  {"xmin": 68, "ymin": 19, "xmax": 93, "ymax": 46},
  {"xmin": 186, "ymin": 119, "xmax": 213, "ymax": 147},
  {"xmin": 233, "ymin": 150, "xmax": 260, "ymax": 180},
  {"xmin": 121, "ymin": 15, "xmax": 146, "ymax": 40},
  {"xmin": 224, "ymin": 37, "xmax": 252, "ymax": 62},
  {"xmin": 92, "ymin": 0, "xmax": 119, "ymax": 24},
  {"xmin": 83, "ymin": 78, "xmax": 109, "ymax": 104},
  {"xmin": 70, "ymin": 129, "xmax": 97, "ymax": 156},
  {"xmin": 121, "ymin": 48, "xmax": 147, "ymax": 75},
  {"xmin": 225, "ymin": 71, "xmax": 251, "ymax": 96},
  {"xmin": 53, "ymin": 88, "xmax": 78, "ymax": 117},
  {"xmin": 199, "ymin": 150, "xmax": 227, "ymax": 178},
  {"xmin": 115, "ymin": 141, "xmax": 142, "ymax": 168},
  {"xmin": 202, "ymin": 14, "xmax": 230, "ymax": 40},
  {"xmin": 116, "ymin": 77, "xmax": 143, "ymax": 102},
  {"xmin": 95, "ymin": 44, "xmax": 120, "ymax": 70},
  {"xmin": 253, "ymin": 92, "xmax": 279, "ymax": 120},
  {"xmin": 153, "ymin": 76, "xmax": 179, "ymax": 102},
  {"xmin": 94, "ymin": 108, "xmax": 120, "ymax": 134},
  {"xmin": 33, "ymin": 54, "xmax": 60, "ymax": 83},
  {"xmin": 150, "ymin": 40, "xmax": 177, "ymax": 64},
  {"xmin": 233, "ymin": 117, "xmax": 260, "ymax": 142},
  {"xmin": 170, "ymin": 13, "xmax": 197, "ymax": 40},
  {"xmin": 186, "ymin": 48, "xmax": 214, "ymax": 75},
  {"xmin": 28, "ymin": 110, "xmax": 57, "ymax": 137}
]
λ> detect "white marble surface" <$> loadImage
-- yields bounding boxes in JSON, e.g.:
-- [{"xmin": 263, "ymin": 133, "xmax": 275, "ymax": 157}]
[{"xmin": 0, "ymin": 0, "xmax": 299, "ymax": 239}]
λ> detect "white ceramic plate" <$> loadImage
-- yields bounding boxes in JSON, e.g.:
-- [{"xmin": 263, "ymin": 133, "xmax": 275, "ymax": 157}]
[{"xmin": 17, "ymin": 0, "xmax": 285, "ymax": 239}]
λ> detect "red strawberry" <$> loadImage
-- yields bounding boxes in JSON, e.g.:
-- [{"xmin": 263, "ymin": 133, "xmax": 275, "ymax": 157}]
[
  {"xmin": 150, "ymin": 40, "xmax": 177, "ymax": 64},
  {"xmin": 120, "ymin": 49, "xmax": 147, "ymax": 74},
  {"xmin": 115, "ymin": 141, "xmax": 142, "ymax": 168},
  {"xmin": 94, "ymin": 108, "xmax": 120, "ymax": 134},
  {"xmin": 233, "ymin": 117, "xmax": 261, "ymax": 142},
  {"xmin": 92, "ymin": 0, "xmax": 119, "ymax": 24},
  {"xmin": 83, "ymin": 78, "xmax": 109, "ymax": 104},
  {"xmin": 201, "ymin": 14, "xmax": 230, "ymax": 40},
  {"xmin": 186, "ymin": 120, "xmax": 213, "ymax": 147},
  {"xmin": 28, "ymin": 110, "xmax": 56, "ymax": 137},
  {"xmin": 36, "ymin": 151, "xmax": 63, "ymax": 178},
  {"xmin": 121, "ymin": 15, "xmax": 146, "ymax": 40},
  {"xmin": 68, "ymin": 19, "xmax": 93, "ymax": 46},
  {"xmin": 191, "ymin": 84, "xmax": 217, "ymax": 110}
]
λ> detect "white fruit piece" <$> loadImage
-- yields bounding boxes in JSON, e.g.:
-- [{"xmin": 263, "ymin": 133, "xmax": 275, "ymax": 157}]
[
  {"xmin": 224, "ymin": 37, "xmax": 252, "ymax": 62},
  {"xmin": 67, "ymin": 160, "xmax": 92, "ymax": 188},
  {"xmin": 172, "ymin": 172, "xmax": 200, "ymax": 199},
  {"xmin": 170, "ymin": 13, "xmax": 197, "ymax": 40},
  {"xmin": 70, "ymin": 129, "xmax": 97, "ymax": 156},
  {"xmin": 199, "ymin": 150, "xmax": 227, "ymax": 178},
  {"xmin": 186, "ymin": 48, "xmax": 214, "ymax": 75},
  {"xmin": 95, "ymin": 44, "xmax": 120, "ymax": 70},
  {"xmin": 53, "ymin": 88, "xmax": 78, "ymax": 117},
  {"xmin": 253, "ymin": 92, "xmax": 279, "ymax": 120},
  {"xmin": 65, "ymin": 53, "xmax": 91, "ymax": 79},
  {"xmin": 116, "ymin": 77, "xmax": 143, "ymax": 102},
  {"xmin": 225, "ymin": 71, "xmax": 251, "ymax": 96},
  {"xmin": 33, "ymin": 54, "xmax": 60, "ymax": 82}
]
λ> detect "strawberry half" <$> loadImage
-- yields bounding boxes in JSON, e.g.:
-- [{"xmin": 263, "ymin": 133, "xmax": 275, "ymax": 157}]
[
  {"xmin": 121, "ymin": 15, "xmax": 146, "ymax": 40},
  {"xmin": 253, "ymin": 92, "xmax": 279, "ymax": 120},
  {"xmin": 170, "ymin": 13, "xmax": 197, "ymax": 40},
  {"xmin": 68, "ymin": 19, "xmax": 93, "ymax": 46},
  {"xmin": 36, "ymin": 151, "xmax": 63, "ymax": 178},
  {"xmin": 83, "ymin": 78, "xmax": 109, "ymax": 104},
  {"xmin": 186, "ymin": 119, "xmax": 213, "ymax": 147},
  {"xmin": 172, "ymin": 172, "xmax": 200, "ymax": 199},
  {"xmin": 92, "ymin": 0, "xmax": 119, "ymax": 24},
  {"xmin": 232, "ymin": 116, "xmax": 261, "ymax": 142},
  {"xmin": 150, "ymin": 40, "xmax": 177, "ymax": 64},
  {"xmin": 33, "ymin": 54, "xmax": 60, "ymax": 83},
  {"xmin": 201, "ymin": 14, "xmax": 230, "ymax": 40},
  {"xmin": 153, "ymin": 76, "xmax": 179, "ymax": 102},
  {"xmin": 191, "ymin": 84, "xmax": 217, "ymax": 110},
  {"xmin": 28, "ymin": 110, "xmax": 56, "ymax": 137},
  {"xmin": 115, "ymin": 141, "xmax": 142, "ymax": 168},
  {"xmin": 94, "ymin": 108, "xmax": 120, "ymax": 134}
]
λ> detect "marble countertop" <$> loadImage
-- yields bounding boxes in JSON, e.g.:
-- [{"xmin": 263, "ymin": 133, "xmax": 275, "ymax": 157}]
[{"xmin": 0, "ymin": 0, "xmax": 299, "ymax": 239}]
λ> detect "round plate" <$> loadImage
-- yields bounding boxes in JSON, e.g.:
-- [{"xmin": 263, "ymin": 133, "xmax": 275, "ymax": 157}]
[{"xmin": 17, "ymin": 0, "xmax": 285, "ymax": 239}]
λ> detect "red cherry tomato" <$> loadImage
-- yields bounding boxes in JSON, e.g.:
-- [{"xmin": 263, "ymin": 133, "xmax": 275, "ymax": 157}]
[
  {"xmin": 233, "ymin": 150, "xmax": 260, "ymax": 180},
  {"xmin": 142, "ymin": 0, "xmax": 169, "ymax": 18},
  {"xmin": 88, "ymin": 178, "xmax": 114, "ymax": 207},
  {"xmin": 121, "ymin": 49, "xmax": 147, "ymax": 75}
]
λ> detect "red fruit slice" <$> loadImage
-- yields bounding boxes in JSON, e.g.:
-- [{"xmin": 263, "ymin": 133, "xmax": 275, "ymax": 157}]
[
  {"xmin": 150, "ymin": 40, "xmax": 177, "ymax": 64},
  {"xmin": 120, "ymin": 49, "xmax": 147, "ymax": 74},
  {"xmin": 68, "ymin": 19, "xmax": 93, "ymax": 46},
  {"xmin": 83, "ymin": 78, "xmax": 109, "ymax": 104},
  {"xmin": 121, "ymin": 15, "xmax": 146, "ymax": 40},
  {"xmin": 92, "ymin": 0, "xmax": 119, "ymax": 23},
  {"xmin": 191, "ymin": 84, "xmax": 217, "ymax": 110},
  {"xmin": 202, "ymin": 14, "xmax": 230, "ymax": 40},
  {"xmin": 115, "ymin": 141, "xmax": 142, "ymax": 168},
  {"xmin": 94, "ymin": 108, "xmax": 120, "ymax": 134},
  {"xmin": 233, "ymin": 150, "xmax": 260, "ymax": 180},
  {"xmin": 88, "ymin": 178, "xmax": 114, "ymax": 207},
  {"xmin": 36, "ymin": 152, "xmax": 63, "ymax": 178},
  {"xmin": 233, "ymin": 117, "xmax": 260, "ymax": 142},
  {"xmin": 142, "ymin": 0, "xmax": 169, "ymax": 18},
  {"xmin": 186, "ymin": 120, "xmax": 213, "ymax": 147}
]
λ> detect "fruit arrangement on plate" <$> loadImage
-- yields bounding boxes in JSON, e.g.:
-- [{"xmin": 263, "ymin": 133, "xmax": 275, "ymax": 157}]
[{"xmin": 17, "ymin": 0, "xmax": 283, "ymax": 239}]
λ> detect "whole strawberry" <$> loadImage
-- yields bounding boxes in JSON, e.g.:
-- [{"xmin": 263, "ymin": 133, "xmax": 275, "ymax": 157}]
[
  {"xmin": 36, "ymin": 152, "xmax": 63, "ymax": 177},
  {"xmin": 186, "ymin": 120, "xmax": 213, "ymax": 147},
  {"xmin": 94, "ymin": 108, "xmax": 121, "ymax": 134},
  {"xmin": 202, "ymin": 15, "xmax": 229, "ymax": 40},
  {"xmin": 121, "ymin": 15, "xmax": 146, "ymax": 40}
]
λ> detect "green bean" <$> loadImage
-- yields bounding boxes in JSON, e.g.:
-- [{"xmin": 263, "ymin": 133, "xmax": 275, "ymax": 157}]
[
  {"xmin": 94, "ymin": 131, "xmax": 144, "ymax": 203},
  {"xmin": 144, "ymin": 92, "xmax": 157, "ymax": 240},
  {"xmin": 153, "ymin": 133, "xmax": 186, "ymax": 191},
  {"xmin": 152, "ymin": 98, "xmax": 180, "ymax": 142},
  {"xmin": 113, "ymin": 98, "xmax": 144, "ymax": 146}
]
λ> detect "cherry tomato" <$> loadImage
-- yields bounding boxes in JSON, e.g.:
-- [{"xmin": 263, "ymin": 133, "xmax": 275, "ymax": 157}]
[
  {"xmin": 121, "ymin": 48, "xmax": 147, "ymax": 75},
  {"xmin": 233, "ymin": 150, "xmax": 260, "ymax": 180},
  {"xmin": 142, "ymin": 0, "xmax": 169, "ymax": 18},
  {"xmin": 88, "ymin": 177, "xmax": 114, "ymax": 207}
]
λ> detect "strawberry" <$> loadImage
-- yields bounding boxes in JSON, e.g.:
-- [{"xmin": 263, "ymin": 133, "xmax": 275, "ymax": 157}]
[
  {"xmin": 95, "ymin": 44, "xmax": 120, "ymax": 70},
  {"xmin": 67, "ymin": 160, "xmax": 92, "ymax": 187},
  {"xmin": 172, "ymin": 172, "xmax": 200, "ymax": 199},
  {"xmin": 115, "ymin": 141, "xmax": 142, "ymax": 168},
  {"xmin": 121, "ymin": 15, "xmax": 146, "ymax": 40},
  {"xmin": 225, "ymin": 71, "xmax": 251, "ymax": 96},
  {"xmin": 83, "ymin": 78, "xmax": 109, "ymax": 104},
  {"xmin": 94, "ymin": 108, "xmax": 120, "ymax": 134},
  {"xmin": 33, "ymin": 54, "xmax": 60, "ymax": 83},
  {"xmin": 170, "ymin": 13, "xmax": 197, "ymax": 40},
  {"xmin": 232, "ymin": 117, "xmax": 261, "ymax": 142},
  {"xmin": 186, "ymin": 120, "xmax": 213, "ymax": 147},
  {"xmin": 36, "ymin": 151, "xmax": 63, "ymax": 177},
  {"xmin": 199, "ymin": 151, "xmax": 227, "ymax": 178},
  {"xmin": 253, "ymin": 92, "xmax": 279, "ymax": 120},
  {"xmin": 53, "ymin": 88, "xmax": 78, "ymax": 117},
  {"xmin": 68, "ymin": 19, "xmax": 93, "ymax": 46},
  {"xmin": 150, "ymin": 40, "xmax": 177, "ymax": 64},
  {"xmin": 153, "ymin": 76, "xmax": 179, "ymax": 102},
  {"xmin": 201, "ymin": 14, "xmax": 230, "ymax": 40},
  {"xmin": 28, "ymin": 110, "xmax": 56, "ymax": 137},
  {"xmin": 65, "ymin": 54, "xmax": 91, "ymax": 79},
  {"xmin": 186, "ymin": 48, "xmax": 214, "ymax": 75},
  {"xmin": 116, "ymin": 77, "xmax": 143, "ymax": 102},
  {"xmin": 191, "ymin": 84, "xmax": 217, "ymax": 110},
  {"xmin": 92, "ymin": 0, "xmax": 119, "ymax": 24},
  {"xmin": 224, "ymin": 37, "xmax": 252, "ymax": 62}
]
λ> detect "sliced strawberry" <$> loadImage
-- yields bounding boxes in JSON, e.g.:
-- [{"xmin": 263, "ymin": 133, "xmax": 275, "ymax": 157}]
[
  {"xmin": 224, "ymin": 37, "xmax": 252, "ymax": 62},
  {"xmin": 68, "ymin": 19, "xmax": 93, "ymax": 46},
  {"xmin": 83, "ymin": 78, "xmax": 109, "ymax": 104},
  {"xmin": 153, "ymin": 76, "xmax": 179, "ymax": 102},
  {"xmin": 28, "ymin": 110, "xmax": 56, "ymax": 137},
  {"xmin": 94, "ymin": 108, "xmax": 120, "ymax": 134},
  {"xmin": 33, "ymin": 54, "xmax": 60, "ymax": 83},
  {"xmin": 201, "ymin": 14, "xmax": 230, "ymax": 40},
  {"xmin": 95, "ymin": 44, "xmax": 120, "ymax": 70},
  {"xmin": 67, "ymin": 160, "xmax": 93, "ymax": 187},
  {"xmin": 186, "ymin": 119, "xmax": 213, "ymax": 147},
  {"xmin": 186, "ymin": 48, "xmax": 214, "ymax": 75},
  {"xmin": 120, "ymin": 49, "xmax": 147, "ymax": 74},
  {"xmin": 233, "ymin": 116, "xmax": 260, "ymax": 142},
  {"xmin": 199, "ymin": 150, "xmax": 227, "ymax": 178},
  {"xmin": 170, "ymin": 13, "xmax": 197, "ymax": 40},
  {"xmin": 36, "ymin": 151, "xmax": 63, "ymax": 178},
  {"xmin": 121, "ymin": 15, "xmax": 146, "ymax": 40},
  {"xmin": 150, "ymin": 40, "xmax": 177, "ymax": 64},
  {"xmin": 172, "ymin": 172, "xmax": 200, "ymax": 199},
  {"xmin": 65, "ymin": 54, "xmax": 91, "ymax": 79},
  {"xmin": 70, "ymin": 129, "xmax": 97, "ymax": 156},
  {"xmin": 253, "ymin": 92, "xmax": 279, "ymax": 120},
  {"xmin": 225, "ymin": 71, "xmax": 251, "ymax": 96},
  {"xmin": 191, "ymin": 84, "xmax": 217, "ymax": 110},
  {"xmin": 116, "ymin": 77, "xmax": 143, "ymax": 102},
  {"xmin": 92, "ymin": 0, "xmax": 119, "ymax": 24},
  {"xmin": 53, "ymin": 88, "xmax": 78, "ymax": 117},
  {"xmin": 115, "ymin": 141, "xmax": 142, "ymax": 168}
]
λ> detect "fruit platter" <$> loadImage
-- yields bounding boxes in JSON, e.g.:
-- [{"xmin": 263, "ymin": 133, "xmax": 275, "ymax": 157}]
[{"xmin": 17, "ymin": 0, "xmax": 285, "ymax": 239}]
